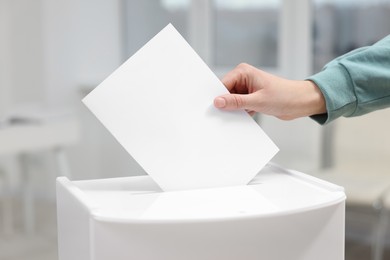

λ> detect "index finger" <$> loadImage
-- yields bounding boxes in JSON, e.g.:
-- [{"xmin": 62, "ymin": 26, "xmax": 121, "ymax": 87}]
[{"xmin": 221, "ymin": 69, "xmax": 240, "ymax": 92}]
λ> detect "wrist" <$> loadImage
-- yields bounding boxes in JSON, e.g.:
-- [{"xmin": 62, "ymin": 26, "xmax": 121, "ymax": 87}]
[{"xmin": 303, "ymin": 80, "xmax": 326, "ymax": 116}]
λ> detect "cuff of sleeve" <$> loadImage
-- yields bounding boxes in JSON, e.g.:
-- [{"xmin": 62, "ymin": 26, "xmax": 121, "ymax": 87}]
[{"xmin": 307, "ymin": 64, "xmax": 357, "ymax": 125}]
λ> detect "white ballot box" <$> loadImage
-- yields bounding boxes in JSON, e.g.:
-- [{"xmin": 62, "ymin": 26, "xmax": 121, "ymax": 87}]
[{"xmin": 56, "ymin": 164, "xmax": 345, "ymax": 260}]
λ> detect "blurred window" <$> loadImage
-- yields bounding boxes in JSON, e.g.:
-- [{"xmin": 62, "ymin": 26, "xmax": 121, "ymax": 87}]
[
  {"xmin": 124, "ymin": 0, "xmax": 281, "ymax": 70},
  {"xmin": 313, "ymin": 0, "xmax": 390, "ymax": 72},
  {"xmin": 123, "ymin": 0, "xmax": 189, "ymax": 58},
  {"xmin": 214, "ymin": 0, "xmax": 280, "ymax": 68}
]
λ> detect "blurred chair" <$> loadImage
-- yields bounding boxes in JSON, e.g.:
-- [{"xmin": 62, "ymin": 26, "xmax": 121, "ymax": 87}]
[
  {"xmin": 372, "ymin": 186, "xmax": 390, "ymax": 260},
  {"xmin": 310, "ymin": 168, "xmax": 390, "ymax": 260},
  {"xmin": 0, "ymin": 165, "xmax": 14, "ymax": 235},
  {"xmin": 0, "ymin": 111, "xmax": 80, "ymax": 234}
]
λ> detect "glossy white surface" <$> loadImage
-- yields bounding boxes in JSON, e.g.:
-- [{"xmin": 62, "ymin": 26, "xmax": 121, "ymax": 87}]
[
  {"xmin": 73, "ymin": 165, "xmax": 344, "ymax": 221},
  {"xmin": 57, "ymin": 164, "xmax": 346, "ymax": 260}
]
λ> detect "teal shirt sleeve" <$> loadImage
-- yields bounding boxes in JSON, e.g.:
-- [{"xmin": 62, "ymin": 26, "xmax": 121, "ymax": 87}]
[{"xmin": 307, "ymin": 35, "xmax": 390, "ymax": 124}]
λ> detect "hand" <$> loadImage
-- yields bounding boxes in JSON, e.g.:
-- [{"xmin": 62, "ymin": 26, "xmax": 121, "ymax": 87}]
[{"xmin": 214, "ymin": 63, "xmax": 326, "ymax": 120}]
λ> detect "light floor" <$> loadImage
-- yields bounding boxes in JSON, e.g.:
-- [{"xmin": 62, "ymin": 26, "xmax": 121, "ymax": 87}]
[{"xmin": 0, "ymin": 200, "xmax": 58, "ymax": 260}]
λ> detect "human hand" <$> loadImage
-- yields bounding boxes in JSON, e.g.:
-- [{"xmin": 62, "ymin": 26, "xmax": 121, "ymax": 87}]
[{"xmin": 214, "ymin": 63, "xmax": 326, "ymax": 120}]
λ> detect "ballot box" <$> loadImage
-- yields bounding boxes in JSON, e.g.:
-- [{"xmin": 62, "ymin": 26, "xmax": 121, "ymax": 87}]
[{"xmin": 56, "ymin": 164, "xmax": 345, "ymax": 260}]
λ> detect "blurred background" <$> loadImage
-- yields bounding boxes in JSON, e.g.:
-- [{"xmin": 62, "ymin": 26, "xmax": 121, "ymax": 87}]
[{"xmin": 0, "ymin": 0, "xmax": 390, "ymax": 259}]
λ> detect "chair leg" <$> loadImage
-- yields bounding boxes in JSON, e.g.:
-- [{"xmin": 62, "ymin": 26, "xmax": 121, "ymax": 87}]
[
  {"xmin": 19, "ymin": 153, "xmax": 34, "ymax": 234},
  {"xmin": 2, "ymin": 187, "xmax": 14, "ymax": 235},
  {"xmin": 372, "ymin": 205, "xmax": 389, "ymax": 260},
  {"xmin": 53, "ymin": 147, "xmax": 72, "ymax": 179},
  {"xmin": 0, "ymin": 167, "xmax": 14, "ymax": 235}
]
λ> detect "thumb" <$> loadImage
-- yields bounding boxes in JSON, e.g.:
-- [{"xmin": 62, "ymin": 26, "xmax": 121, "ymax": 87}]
[{"xmin": 214, "ymin": 94, "xmax": 253, "ymax": 110}]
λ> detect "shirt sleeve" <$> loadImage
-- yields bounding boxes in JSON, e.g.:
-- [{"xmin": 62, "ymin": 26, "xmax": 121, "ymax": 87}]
[{"xmin": 307, "ymin": 35, "xmax": 390, "ymax": 125}]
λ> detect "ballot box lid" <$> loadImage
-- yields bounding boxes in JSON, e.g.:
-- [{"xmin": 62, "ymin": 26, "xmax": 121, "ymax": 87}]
[{"xmin": 59, "ymin": 164, "xmax": 345, "ymax": 223}]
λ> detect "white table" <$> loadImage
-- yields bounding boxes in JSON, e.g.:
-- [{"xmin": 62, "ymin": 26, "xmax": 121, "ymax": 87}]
[{"xmin": 0, "ymin": 116, "xmax": 79, "ymax": 233}]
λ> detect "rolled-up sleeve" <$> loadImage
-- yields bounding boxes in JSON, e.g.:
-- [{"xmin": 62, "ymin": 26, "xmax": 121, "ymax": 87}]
[{"xmin": 308, "ymin": 35, "xmax": 390, "ymax": 125}]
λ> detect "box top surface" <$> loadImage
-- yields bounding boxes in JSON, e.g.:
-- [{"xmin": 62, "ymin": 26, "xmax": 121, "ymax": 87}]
[{"xmin": 62, "ymin": 164, "xmax": 345, "ymax": 222}]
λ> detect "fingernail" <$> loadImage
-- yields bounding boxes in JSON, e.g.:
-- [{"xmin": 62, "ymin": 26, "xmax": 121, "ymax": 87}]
[{"xmin": 214, "ymin": 97, "xmax": 226, "ymax": 108}]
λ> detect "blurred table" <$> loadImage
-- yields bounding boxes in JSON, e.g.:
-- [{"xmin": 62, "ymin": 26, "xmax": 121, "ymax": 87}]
[{"xmin": 0, "ymin": 116, "xmax": 79, "ymax": 234}]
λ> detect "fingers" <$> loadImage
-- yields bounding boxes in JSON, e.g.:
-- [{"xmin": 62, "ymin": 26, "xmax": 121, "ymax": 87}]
[
  {"xmin": 214, "ymin": 97, "xmax": 227, "ymax": 108},
  {"xmin": 247, "ymin": 110, "xmax": 256, "ymax": 116},
  {"xmin": 221, "ymin": 70, "xmax": 239, "ymax": 92},
  {"xmin": 216, "ymin": 64, "xmax": 261, "ymax": 113},
  {"xmin": 214, "ymin": 93, "xmax": 255, "ymax": 111},
  {"xmin": 221, "ymin": 63, "xmax": 252, "ymax": 92}
]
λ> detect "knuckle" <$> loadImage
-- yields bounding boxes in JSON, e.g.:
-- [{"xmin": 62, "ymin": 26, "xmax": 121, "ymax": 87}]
[
  {"xmin": 237, "ymin": 62, "xmax": 249, "ymax": 69},
  {"xmin": 235, "ymin": 63, "xmax": 253, "ymax": 85},
  {"xmin": 236, "ymin": 63, "xmax": 252, "ymax": 73},
  {"xmin": 232, "ymin": 95, "xmax": 245, "ymax": 109}
]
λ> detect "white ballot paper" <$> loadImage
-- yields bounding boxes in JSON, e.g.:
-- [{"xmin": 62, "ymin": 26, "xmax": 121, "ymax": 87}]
[{"xmin": 83, "ymin": 24, "xmax": 278, "ymax": 191}]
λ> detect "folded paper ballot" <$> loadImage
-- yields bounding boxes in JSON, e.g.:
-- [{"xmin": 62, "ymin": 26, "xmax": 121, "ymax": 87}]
[{"xmin": 82, "ymin": 24, "xmax": 278, "ymax": 191}]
